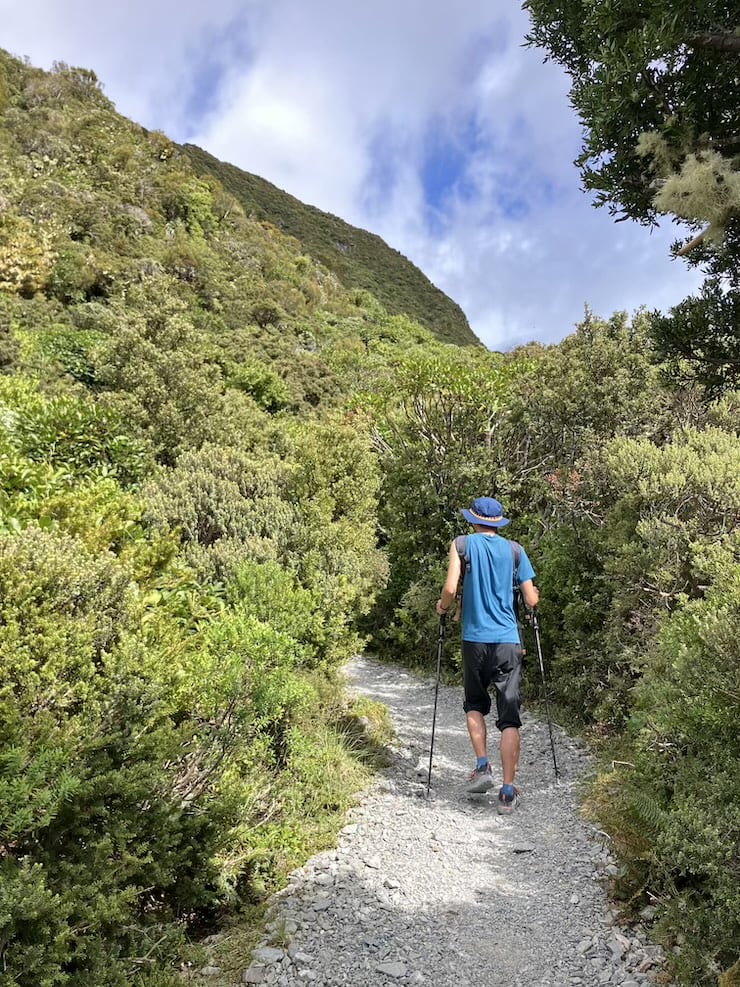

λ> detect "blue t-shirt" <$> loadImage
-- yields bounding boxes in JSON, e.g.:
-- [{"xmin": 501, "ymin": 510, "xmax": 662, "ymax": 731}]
[{"xmin": 460, "ymin": 533, "xmax": 536, "ymax": 644}]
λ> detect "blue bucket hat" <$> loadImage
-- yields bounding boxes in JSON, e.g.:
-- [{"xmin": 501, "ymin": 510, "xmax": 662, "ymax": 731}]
[{"xmin": 461, "ymin": 496, "xmax": 510, "ymax": 528}]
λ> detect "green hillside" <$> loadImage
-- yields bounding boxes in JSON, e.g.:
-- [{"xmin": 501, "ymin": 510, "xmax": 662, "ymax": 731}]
[{"xmin": 183, "ymin": 142, "xmax": 480, "ymax": 347}]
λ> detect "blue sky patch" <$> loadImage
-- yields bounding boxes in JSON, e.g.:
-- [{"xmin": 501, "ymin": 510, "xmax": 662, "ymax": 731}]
[
  {"xmin": 421, "ymin": 125, "xmax": 466, "ymax": 212},
  {"xmin": 420, "ymin": 113, "xmax": 483, "ymax": 232}
]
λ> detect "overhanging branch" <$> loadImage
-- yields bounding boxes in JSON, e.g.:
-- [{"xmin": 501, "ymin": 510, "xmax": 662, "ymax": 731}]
[{"xmin": 687, "ymin": 31, "xmax": 740, "ymax": 55}]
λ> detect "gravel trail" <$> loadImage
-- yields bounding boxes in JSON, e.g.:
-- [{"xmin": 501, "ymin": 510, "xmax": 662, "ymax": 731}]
[{"xmin": 238, "ymin": 655, "xmax": 668, "ymax": 987}]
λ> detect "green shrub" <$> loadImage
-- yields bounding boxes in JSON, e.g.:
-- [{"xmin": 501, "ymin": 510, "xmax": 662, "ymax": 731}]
[
  {"xmin": 0, "ymin": 375, "xmax": 150, "ymax": 484},
  {"xmin": 0, "ymin": 527, "xmax": 227, "ymax": 984},
  {"xmin": 91, "ymin": 281, "xmax": 228, "ymax": 463},
  {"xmin": 537, "ymin": 424, "xmax": 740, "ymax": 728},
  {"xmin": 143, "ymin": 444, "xmax": 295, "ymax": 581},
  {"xmin": 378, "ymin": 562, "xmax": 459, "ymax": 669},
  {"xmin": 637, "ymin": 573, "xmax": 739, "ymax": 983},
  {"xmin": 30, "ymin": 325, "xmax": 105, "ymax": 384},
  {"xmin": 227, "ymin": 358, "xmax": 291, "ymax": 412},
  {"xmin": 227, "ymin": 560, "xmax": 322, "ymax": 666},
  {"xmin": 0, "ymin": 298, "xmax": 20, "ymax": 370},
  {"xmin": 593, "ymin": 569, "xmax": 740, "ymax": 984}
]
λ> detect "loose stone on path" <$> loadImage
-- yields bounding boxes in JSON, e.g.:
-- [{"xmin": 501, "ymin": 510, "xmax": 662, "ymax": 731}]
[{"xmin": 233, "ymin": 655, "xmax": 672, "ymax": 987}]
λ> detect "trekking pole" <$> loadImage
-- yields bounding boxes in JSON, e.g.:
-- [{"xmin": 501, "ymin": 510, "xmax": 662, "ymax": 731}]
[
  {"xmin": 426, "ymin": 614, "xmax": 446, "ymax": 797},
  {"xmin": 530, "ymin": 608, "xmax": 561, "ymax": 782}
]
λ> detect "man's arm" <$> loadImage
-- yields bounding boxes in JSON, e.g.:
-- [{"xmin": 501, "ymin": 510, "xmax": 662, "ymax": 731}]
[
  {"xmin": 436, "ymin": 541, "xmax": 461, "ymax": 616},
  {"xmin": 520, "ymin": 578, "xmax": 539, "ymax": 608}
]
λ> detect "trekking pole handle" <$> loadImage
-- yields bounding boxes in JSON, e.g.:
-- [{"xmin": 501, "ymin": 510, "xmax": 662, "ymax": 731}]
[
  {"xmin": 531, "ymin": 608, "xmax": 540, "ymax": 633},
  {"xmin": 438, "ymin": 613, "xmax": 447, "ymax": 639}
]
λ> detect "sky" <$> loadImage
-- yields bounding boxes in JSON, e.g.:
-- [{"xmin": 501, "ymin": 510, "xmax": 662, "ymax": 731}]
[{"xmin": 0, "ymin": 0, "xmax": 702, "ymax": 349}]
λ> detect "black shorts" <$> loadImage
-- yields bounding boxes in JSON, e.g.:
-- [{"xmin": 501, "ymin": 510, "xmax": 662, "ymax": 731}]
[{"xmin": 462, "ymin": 641, "xmax": 522, "ymax": 731}]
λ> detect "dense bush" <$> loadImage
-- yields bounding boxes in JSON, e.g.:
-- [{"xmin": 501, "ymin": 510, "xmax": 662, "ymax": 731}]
[
  {"xmin": 593, "ymin": 570, "xmax": 740, "ymax": 984},
  {"xmin": 0, "ymin": 527, "xmax": 221, "ymax": 985},
  {"xmin": 367, "ymin": 343, "xmax": 529, "ymax": 661},
  {"xmin": 538, "ymin": 424, "xmax": 740, "ymax": 728},
  {"xmin": 0, "ymin": 374, "xmax": 150, "ymax": 484}
]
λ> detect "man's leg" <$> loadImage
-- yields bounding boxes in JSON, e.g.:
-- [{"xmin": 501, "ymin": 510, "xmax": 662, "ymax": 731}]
[
  {"xmin": 492, "ymin": 644, "xmax": 523, "ymax": 812},
  {"xmin": 462, "ymin": 643, "xmax": 495, "ymax": 792},
  {"xmin": 466, "ymin": 710, "xmax": 488, "ymax": 759},
  {"xmin": 499, "ymin": 726, "xmax": 520, "ymax": 786}
]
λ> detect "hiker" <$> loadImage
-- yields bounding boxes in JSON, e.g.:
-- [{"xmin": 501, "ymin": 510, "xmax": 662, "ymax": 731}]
[{"xmin": 435, "ymin": 496, "xmax": 539, "ymax": 814}]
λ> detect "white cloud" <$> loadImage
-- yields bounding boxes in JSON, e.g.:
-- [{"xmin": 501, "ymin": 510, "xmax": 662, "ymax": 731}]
[
  {"xmin": 0, "ymin": 0, "xmax": 253, "ymax": 130},
  {"xmin": 0, "ymin": 0, "xmax": 702, "ymax": 348}
]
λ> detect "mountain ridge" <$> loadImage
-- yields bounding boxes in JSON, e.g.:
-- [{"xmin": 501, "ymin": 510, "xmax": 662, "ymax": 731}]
[{"xmin": 182, "ymin": 142, "xmax": 480, "ymax": 348}]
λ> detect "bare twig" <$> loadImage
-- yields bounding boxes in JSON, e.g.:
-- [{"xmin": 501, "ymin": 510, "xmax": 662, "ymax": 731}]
[{"xmin": 676, "ymin": 229, "xmax": 709, "ymax": 256}]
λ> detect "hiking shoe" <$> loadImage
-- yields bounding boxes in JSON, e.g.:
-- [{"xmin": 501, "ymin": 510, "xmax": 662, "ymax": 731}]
[
  {"xmin": 496, "ymin": 786, "xmax": 521, "ymax": 815},
  {"xmin": 466, "ymin": 764, "xmax": 494, "ymax": 794}
]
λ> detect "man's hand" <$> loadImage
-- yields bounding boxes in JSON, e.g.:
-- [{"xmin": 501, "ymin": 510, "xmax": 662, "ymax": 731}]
[{"xmin": 435, "ymin": 598, "xmax": 448, "ymax": 616}]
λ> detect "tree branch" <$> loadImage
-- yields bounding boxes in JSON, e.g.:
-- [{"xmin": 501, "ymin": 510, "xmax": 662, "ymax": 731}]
[
  {"xmin": 676, "ymin": 228, "xmax": 709, "ymax": 256},
  {"xmin": 687, "ymin": 31, "xmax": 740, "ymax": 55}
]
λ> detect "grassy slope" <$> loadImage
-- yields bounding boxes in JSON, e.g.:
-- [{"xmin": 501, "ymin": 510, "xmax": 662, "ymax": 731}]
[{"xmin": 183, "ymin": 143, "xmax": 481, "ymax": 349}]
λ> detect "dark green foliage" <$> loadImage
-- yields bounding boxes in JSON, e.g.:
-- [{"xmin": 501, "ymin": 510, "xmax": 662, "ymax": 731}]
[
  {"xmin": 523, "ymin": 1, "xmax": 740, "ymax": 395},
  {"xmin": 506, "ymin": 309, "xmax": 673, "ymax": 474},
  {"xmin": 538, "ymin": 422, "xmax": 740, "ymax": 728},
  {"xmin": 0, "ymin": 527, "xmax": 218, "ymax": 985},
  {"xmin": 652, "ymin": 273, "xmax": 740, "ymax": 396},
  {"xmin": 0, "ymin": 375, "xmax": 150, "ymax": 485},
  {"xmin": 0, "ymin": 298, "xmax": 20, "ymax": 370},
  {"xmin": 143, "ymin": 442, "xmax": 295, "ymax": 581},
  {"xmin": 523, "ymin": 0, "xmax": 740, "ymax": 228},
  {"xmin": 227, "ymin": 358, "xmax": 292, "ymax": 411},
  {"xmin": 596, "ymin": 571, "xmax": 740, "ymax": 984},
  {"xmin": 366, "ymin": 344, "xmax": 526, "ymax": 662}
]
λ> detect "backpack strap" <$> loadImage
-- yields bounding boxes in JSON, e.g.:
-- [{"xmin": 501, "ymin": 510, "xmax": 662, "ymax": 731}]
[
  {"xmin": 455, "ymin": 535, "xmax": 469, "ymax": 572},
  {"xmin": 511, "ymin": 540, "xmax": 521, "ymax": 586}
]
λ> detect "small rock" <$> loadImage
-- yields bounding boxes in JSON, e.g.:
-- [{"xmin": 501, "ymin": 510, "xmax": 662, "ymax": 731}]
[
  {"xmin": 376, "ymin": 961, "xmax": 407, "ymax": 978},
  {"xmin": 242, "ymin": 967, "xmax": 267, "ymax": 984},
  {"xmin": 199, "ymin": 967, "xmax": 221, "ymax": 977},
  {"xmin": 512, "ymin": 843, "xmax": 536, "ymax": 854},
  {"xmin": 312, "ymin": 899, "xmax": 332, "ymax": 912},
  {"xmin": 364, "ymin": 856, "xmax": 382, "ymax": 869},
  {"xmin": 254, "ymin": 947, "xmax": 285, "ymax": 964},
  {"xmin": 288, "ymin": 948, "xmax": 313, "ymax": 964}
]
